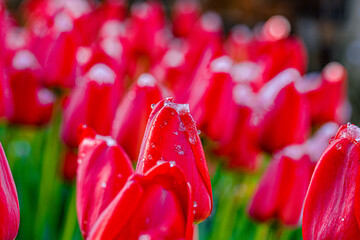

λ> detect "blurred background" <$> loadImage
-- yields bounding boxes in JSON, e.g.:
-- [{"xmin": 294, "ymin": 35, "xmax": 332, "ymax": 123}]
[
  {"xmin": 6, "ymin": 0, "xmax": 360, "ymax": 122},
  {"xmin": 1, "ymin": 0, "xmax": 359, "ymax": 239}
]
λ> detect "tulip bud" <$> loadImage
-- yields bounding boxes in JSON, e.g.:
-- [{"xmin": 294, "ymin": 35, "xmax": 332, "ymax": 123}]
[
  {"xmin": 61, "ymin": 63, "xmax": 121, "ymax": 148},
  {"xmin": 136, "ymin": 98, "xmax": 212, "ymax": 223},
  {"xmin": 298, "ymin": 62, "xmax": 350, "ymax": 125},
  {"xmin": 225, "ymin": 24, "xmax": 252, "ymax": 62},
  {"xmin": 172, "ymin": 0, "xmax": 200, "ymax": 38},
  {"xmin": 42, "ymin": 31, "xmax": 78, "ymax": 88},
  {"xmin": 88, "ymin": 163, "xmax": 194, "ymax": 240},
  {"xmin": 215, "ymin": 84, "xmax": 262, "ymax": 171},
  {"xmin": 248, "ymin": 144, "xmax": 313, "ymax": 225},
  {"xmin": 256, "ymin": 68, "xmax": 310, "ymax": 153},
  {"xmin": 112, "ymin": 73, "xmax": 163, "ymax": 161},
  {"xmin": 76, "ymin": 126, "xmax": 133, "ymax": 238},
  {"xmin": 303, "ymin": 123, "xmax": 360, "ymax": 239},
  {"xmin": 0, "ymin": 143, "xmax": 20, "ymax": 240},
  {"xmin": 188, "ymin": 56, "xmax": 237, "ymax": 144},
  {"xmin": 7, "ymin": 49, "xmax": 55, "ymax": 125}
]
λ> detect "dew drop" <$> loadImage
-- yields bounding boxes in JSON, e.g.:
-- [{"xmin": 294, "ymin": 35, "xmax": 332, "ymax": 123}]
[
  {"xmin": 80, "ymin": 153, "xmax": 86, "ymax": 158},
  {"xmin": 151, "ymin": 104, "xmax": 156, "ymax": 109},
  {"xmin": 197, "ymin": 130, "xmax": 201, "ymax": 135},
  {"xmin": 169, "ymin": 161, "xmax": 176, "ymax": 167},
  {"xmin": 341, "ymin": 218, "xmax": 345, "ymax": 222},
  {"xmin": 151, "ymin": 143, "xmax": 156, "ymax": 148},
  {"xmin": 175, "ymin": 145, "xmax": 184, "ymax": 155},
  {"xmin": 189, "ymin": 137, "xmax": 196, "ymax": 144},
  {"xmin": 148, "ymin": 154, "xmax": 153, "ymax": 160},
  {"xmin": 179, "ymin": 122, "xmax": 186, "ymax": 131},
  {"xmin": 77, "ymin": 159, "xmax": 82, "ymax": 164},
  {"xmin": 336, "ymin": 143, "xmax": 342, "ymax": 150},
  {"xmin": 193, "ymin": 201, "xmax": 197, "ymax": 208},
  {"xmin": 164, "ymin": 121, "xmax": 168, "ymax": 126},
  {"xmin": 173, "ymin": 131, "xmax": 178, "ymax": 135},
  {"xmin": 101, "ymin": 182, "xmax": 107, "ymax": 188}
]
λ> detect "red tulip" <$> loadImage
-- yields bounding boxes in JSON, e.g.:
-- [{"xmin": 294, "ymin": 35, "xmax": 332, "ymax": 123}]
[
  {"xmin": 188, "ymin": 56, "xmax": 237, "ymax": 144},
  {"xmin": 61, "ymin": 63, "xmax": 121, "ymax": 148},
  {"xmin": 225, "ymin": 24, "xmax": 252, "ymax": 62},
  {"xmin": 41, "ymin": 31, "xmax": 78, "ymax": 88},
  {"xmin": 172, "ymin": 0, "xmax": 200, "ymax": 38},
  {"xmin": 111, "ymin": 73, "xmax": 163, "ymax": 161},
  {"xmin": 256, "ymin": 68, "xmax": 310, "ymax": 152},
  {"xmin": 7, "ymin": 49, "xmax": 55, "ymax": 125},
  {"xmin": 302, "ymin": 123, "xmax": 360, "ymax": 239},
  {"xmin": 298, "ymin": 62, "xmax": 350, "ymax": 125},
  {"xmin": 249, "ymin": 16, "xmax": 307, "ymax": 82},
  {"xmin": 136, "ymin": 98, "xmax": 212, "ymax": 223},
  {"xmin": 231, "ymin": 61, "xmax": 264, "ymax": 92},
  {"xmin": 215, "ymin": 84, "xmax": 262, "ymax": 171},
  {"xmin": 248, "ymin": 143, "xmax": 313, "ymax": 225},
  {"xmin": 88, "ymin": 162, "xmax": 194, "ymax": 240},
  {"xmin": 76, "ymin": 125, "xmax": 133, "ymax": 238},
  {"xmin": 0, "ymin": 143, "xmax": 20, "ymax": 240}
]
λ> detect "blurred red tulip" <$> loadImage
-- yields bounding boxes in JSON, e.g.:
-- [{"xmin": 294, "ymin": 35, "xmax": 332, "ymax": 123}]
[
  {"xmin": 88, "ymin": 163, "xmax": 193, "ymax": 240},
  {"xmin": 188, "ymin": 56, "xmax": 238, "ymax": 144},
  {"xmin": 248, "ymin": 144, "xmax": 313, "ymax": 225},
  {"xmin": 303, "ymin": 123, "xmax": 360, "ymax": 239},
  {"xmin": 61, "ymin": 63, "xmax": 121, "ymax": 148},
  {"xmin": 298, "ymin": 62, "xmax": 350, "ymax": 125},
  {"xmin": 225, "ymin": 25, "xmax": 252, "ymax": 62},
  {"xmin": 172, "ymin": 0, "xmax": 200, "ymax": 38},
  {"xmin": 0, "ymin": 143, "xmax": 20, "ymax": 240},
  {"xmin": 60, "ymin": 149, "xmax": 78, "ymax": 182},
  {"xmin": 256, "ymin": 68, "xmax": 310, "ymax": 152},
  {"xmin": 76, "ymin": 125, "xmax": 133, "ymax": 238},
  {"xmin": 215, "ymin": 84, "xmax": 262, "ymax": 171},
  {"xmin": 7, "ymin": 50, "xmax": 55, "ymax": 125},
  {"xmin": 112, "ymin": 73, "xmax": 163, "ymax": 161},
  {"xmin": 136, "ymin": 98, "xmax": 212, "ymax": 223}
]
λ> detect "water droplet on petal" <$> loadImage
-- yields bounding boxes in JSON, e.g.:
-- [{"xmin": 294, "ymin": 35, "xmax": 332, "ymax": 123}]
[
  {"xmin": 179, "ymin": 122, "xmax": 186, "ymax": 131},
  {"xmin": 174, "ymin": 145, "xmax": 184, "ymax": 155},
  {"xmin": 148, "ymin": 154, "xmax": 152, "ymax": 160},
  {"xmin": 151, "ymin": 104, "xmax": 156, "ymax": 109},
  {"xmin": 197, "ymin": 130, "xmax": 201, "ymax": 135},
  {"xmin": 173, "ymin": 131, "xmax": 178, "ymax": 135},
  {"xmin": 101, "ymin": 182, "xmax": 107, "ymax": 188},
  {"xmin": 169, "ymin": 161, "xmax": 176, "ymax": 167},
  {"xmin": 193, "ymin": 201, "xmax": 197, "ymax": 208},
  {"xmin": 336, "ymin": 143, "xmax": 342, "ymax": 150}
]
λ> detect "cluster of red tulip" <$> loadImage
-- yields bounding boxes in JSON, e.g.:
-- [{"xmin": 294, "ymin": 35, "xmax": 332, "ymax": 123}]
[{"xmin": 0, "ymin": 0, "xmax": 358, "ymax": 239}]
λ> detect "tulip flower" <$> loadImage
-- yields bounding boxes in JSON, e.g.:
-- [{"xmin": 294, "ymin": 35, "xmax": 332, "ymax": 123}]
[
  {"xmin": 302, "ymin": 123, "xmax": 360, "ymax": 239},
  {"xmin": 248, "ymin": 16, "xmax": 307, "ymax": 82},
  {"xmin": 136, "ymin": 98, "xmax": 212, "ymax": 223},
  {"xmin": 225, "ymin": 24, "xmax": 252, "ymax": 62},
  {"xmin": 111, "ymin": 73, "xmax": 163, "ymax": 161},
  {"xmin": 215, "ymin": 84, "xmax": 262, "ymax": 171},
  {"xmin": 61, "ymin": 63, "xmax": 121, "ymax": 148},
  {"xmin": 172, "ymin": 0, "xmax": 200, "ymax": 38},
  {"xmin": 0, "ymin": 143, "xmax": 20, "ymax": 240},
  {"xmin": 76, "ymin": 125, "xmax": 133, "ymax": 238},
  {"xmin": 298, "ymin": 62, "xmax": 350, "ymax": 125},
  {"xmin": 248, "ymin": 144, "xmax": 313, "ymax": 225},
  {"xmin": 256, "ymin": 68, "xmax": 310, "ymax": 153},
  {"xmin": 7, "ymin": 49, "xmax": 55, "ymax": 125},
  {"xmin": 187, "ymin": 56, "xmax": 237, "ymax": 144},
  {"xmin": 88, "ymin": 162, "xmax": 194, "ymax": 240}
]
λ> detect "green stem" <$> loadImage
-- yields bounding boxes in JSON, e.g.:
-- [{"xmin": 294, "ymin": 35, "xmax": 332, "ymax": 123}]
[{"xmin": 61, "ymin": 185, "xmax": 77, "ymax": 240}]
